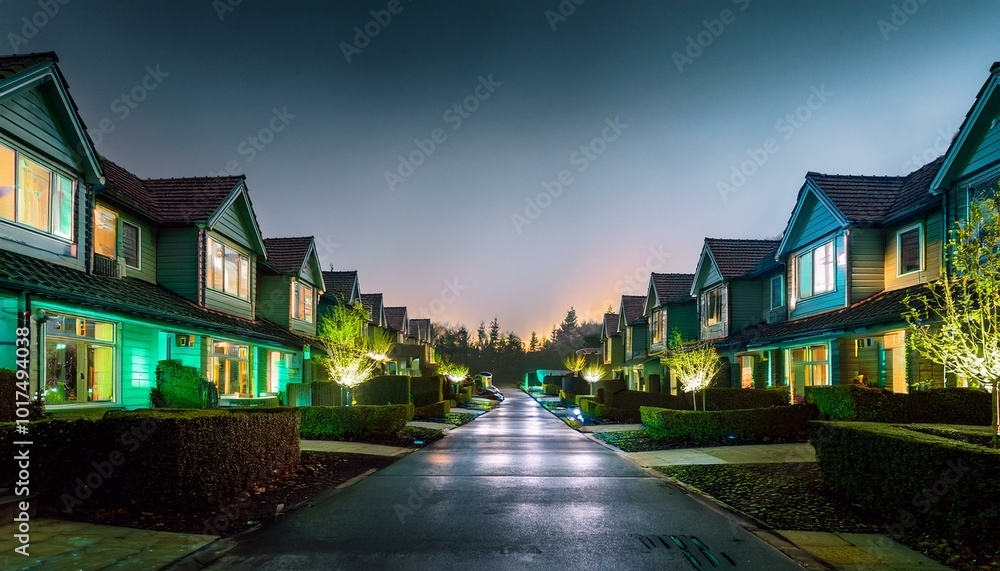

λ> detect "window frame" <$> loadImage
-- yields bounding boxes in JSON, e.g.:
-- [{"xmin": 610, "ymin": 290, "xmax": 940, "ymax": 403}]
[
  {"xmin": 786, "ymin": 343, "xmax": 830, "ymax": 388},
  {"xmin": 702, "ymin": 285, "xmax": 724, "ymax": 327},
  {"xmin": 206, "ymin": 237, "xmax": 251, "ymax": 300},
  {"xmin": 896, "ymin": 222, "xmax": 923, "ymax": 277},
  {"xmin": 291, "ymin": 281, "xmax": 315, "ymax": 323},
  {"xmin": 770, "ymin": 274, "xmax": 784, "ymax": 310},
  {"xmin": 0, "ymin": 139, "xmax": 77, "ymax": 242},
  {"xmin": 42, "ymin": 313, "xmax": 118, "ymax": 406},
  {"xmin": 796, "ymin": 239, "xmax": 836, "ymax": 300},
  {"xmin": 122, "ymin": 220, "xmax": 141, "ymax": 270},
  {"xmin": 93, "ymin": 204, "xmax": 118, "ymax": 259}
]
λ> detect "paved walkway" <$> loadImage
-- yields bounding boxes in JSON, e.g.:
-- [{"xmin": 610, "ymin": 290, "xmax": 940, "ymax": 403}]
[
  {"xmin": 209, "ymin": 388, "xmax": 805, "ymax": 569},
  {"xmin": 580, "ymin": 423, "xmax": 643, "ymax": 433},
  {"xmin": 630, "ymin": 442, "xmax": 817, "ymax": 467},
  {"xmin": 775, "ymin": 531, "xmax": 947, "ymax": 570},
  {"xmin": 0, "ymin": 519, "xmax": 215, "ymax": 570},
  {"xmin": 300, "ymin": 439, "xmax": 411, "ymax": 457}
]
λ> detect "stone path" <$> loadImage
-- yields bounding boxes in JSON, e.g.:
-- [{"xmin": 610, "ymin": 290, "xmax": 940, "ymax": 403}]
[{"xmin": 630, "ymin": 442, "xmax": 817, "ymax": 467}]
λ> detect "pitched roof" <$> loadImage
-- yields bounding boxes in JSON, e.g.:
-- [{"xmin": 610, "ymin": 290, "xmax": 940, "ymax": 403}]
[
  {"xmin": 262, "ymin": 237, "xmax": 313, "ymax": 274},
  {"xmin": 620, "ymin": 295, "xmax": 646, "ymax": 325},
  {"xmin": 888, "ymin": 157, "xmax": 945, "ymax": 221},
  {"xmin": 99, "ymin": 157, "xmax": 159, "ymax": 219},
  {"xmin": 384, "ymin": 306, "xmax": 407, "ymax": 332},
  {"xmin": 142, "ymin": 176, "xmax": 244, "ymax": 224},
  {"xmin": 0, "ymin": 249, "xmax": 313, "ymax": 348},
  {"xmin": 650, "ymin": 273, "xmax": 695, "ymax": 304},
  {"xmin": 0, "ymin": 52, "xmax": 58, "ymax": 80},
  {"xmin": 322, "ymin": 271, "xmax": 358, "ymax": 301},
  {"xmin": 409, "ymin": 318, "xmax": 431, "ymax": 343},
  {"xmin": 602, "ymin": 313, "xmax": 619, "ymax": 338},
  {"xmin": 360, "ymin": 293, "xmax": 383, "ymax": 323},
  {"xmin": 704, "ymin": 239, "xmax": 780, "ymax": 279}
]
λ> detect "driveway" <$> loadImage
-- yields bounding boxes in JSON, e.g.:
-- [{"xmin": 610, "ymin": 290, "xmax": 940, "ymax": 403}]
[{"xmin": 208, "ymin": 388, "xmax": 804, "ymax": 570}]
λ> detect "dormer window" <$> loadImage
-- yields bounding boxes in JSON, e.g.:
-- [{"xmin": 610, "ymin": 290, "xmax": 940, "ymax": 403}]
[
  {"xmin": 291, "ymin": 281, "xmax": 314, "ymax": 323},
  {"xmin": 703, "ymin": 286, "xmax": 724, "ymax": 326},
  {"xmin": 796, "ymin": 240, "xmax": 835, "ymax": 299},
  {"xmin": 0, "ymin": 141, "xmax": 75, "ymax": 240},
  {"xmin": 207, "ymin": 238, "xmax": 250, "ymax": 300},
  {"xmin": 94, "ymin": 205, "xmax": 118, "ymax": 258}
]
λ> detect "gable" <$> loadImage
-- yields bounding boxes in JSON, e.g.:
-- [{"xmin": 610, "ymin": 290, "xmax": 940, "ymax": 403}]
[
  {"xmin": 298, "ymin": 243, "xmax": 325, "ymax": 289},
  {"xmin": 208, "ymin": 185, "xmax": 266, "ymax": 254},
  {"xmin": 644, "ymin": 281, "xmax": 658, "ymax": 315},
  {"xmin": 777, "ymin": 182, "xmax": 846, "ymax": 258},
  {"xmin": 933, "ymin": 69, "xmax": 1000, "ymax": 192},
  {"xmin": 691, "ymin": 245, "xmax": 722, "ymax": 296},
  {"xmin": 0, "ymin": 61, "xmax": 101, "ymax": 184}
]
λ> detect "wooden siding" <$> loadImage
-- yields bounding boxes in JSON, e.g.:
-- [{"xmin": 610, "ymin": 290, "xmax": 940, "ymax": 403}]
[
  {"xmin": 120, "ymin": 322, "xmax": 157, "ymax": 409},
  {"xmin": 848, "ymin": 228, "xmax": 884, "ymax": 303},
  {"xmin": 730, "ymin": 279, "xmax": 764, "ymax": 332},
  {"xmin": 0, "ymin": 85, "xmax": 81, "ymax": 172},
  {"xmin": 156, "ymin": 228, "xmax": 200, "ymax": 302},
  {"xmin": 667, "ymin": 300, "xmax": 699, "ymax": 343},
  {"xmin": 203, "ymin": 231, "xmax": 255, "ymax": 319},
  {"xmin": 959, "ymin": 108, "xmax": 1000, "ymax": 179},
  {"xmin": 884, "ymin": 209, "xmax": 943, "ymax": 291},
  {"xmin": 257, "ymin": 274, "xmax": 291, "ymax": 328},
  {"xmin": 213, "ymin": 197, "xmax": 255, "ymax": 251}
]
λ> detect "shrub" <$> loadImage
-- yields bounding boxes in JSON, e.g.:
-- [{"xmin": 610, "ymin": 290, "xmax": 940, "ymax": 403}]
[
  {"xmin": 561, "ymin": 376, "xmax": 589, "ymax": 396},
  {"xmin": 641, "ymin": 404, "xmax": 816, "ymax": 444},
  {"xmin": 576, "ymin": 394, "xmax": 597, "ymax": 408},
  {"xmin": 809, "ymin": 421, "xmax": 1000, "ymax": 539},
  {"xmin": 701, "ymin": 387, "xmax": 789, "ymax": 410},
  {"xmin": 151, "ymin": 360, "xmax": 216, "ymax": 408},
  {"xmin": 300, "ymin": 404, "xmax": 413, "ymax": 440},
  {"xmin": 411, "ymin": 376, "xmax": 444, "ymax": 407},
  {"xmin": 311, "ymin": 382, "xmax": 341, "ymax": 406},
  {"xmin": 0, "ymin": 368, "xmax": 43, "ymax": 421},
  {"xmin": 559, "ymin": 390, "xmax": 581, "ymax": 406},
  {"xmin": 580, "ymin": 399, "xmax": 636, "ymax": 422},
  {"xmin": 455, "ymin": 386, "xmax": 473, "ymax": 405},
  {"xmin": 542, "ymin": 383, "xmax": 560, "ymax": 396},
  {"xmin": 608, "ymin": 390, "xmax": 680, "ymax": 412},
  {"xmin": 593, "ymin": 379, "xmax": 627, "ymax": 403},
  {"xmin": 355, "ymin": 375, "xmax": 411, "ymax": 405},
  {"xmin": 442, "ymin": 378, "xmax": 457, "ymax": 400},
  {"xmin": 413, "ymin": 400, "xmax": 451, "ymax": 419},
  {"xmin": 806, "ymin": 385, "xmax": 990, "ymax": 425}
]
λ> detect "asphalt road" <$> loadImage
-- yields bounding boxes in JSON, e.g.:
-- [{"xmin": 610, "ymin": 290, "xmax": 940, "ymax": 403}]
[{"xmin": 208, "ymin": 388, "xmax": 804, "ymax": 570}]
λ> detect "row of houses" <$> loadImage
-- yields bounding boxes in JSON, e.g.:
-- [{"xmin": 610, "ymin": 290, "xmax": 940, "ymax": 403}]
[
  {"xmin": 0, "ymin": 52, "xmax": 435, "ymax": 412},
  {"xmin": 600, "ymin": 61, "xmax": 1000, "ymax": 398}
]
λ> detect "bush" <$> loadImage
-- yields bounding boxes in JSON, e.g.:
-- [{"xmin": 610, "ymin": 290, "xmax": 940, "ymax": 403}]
[
  {"xmin": 311, "ymin": 382, "xmax": 341, "ymax": 406},
  {"xmin": 411, "ymin": 376, "xmax": 444, "ymax": 407},
  {"xmin": 641, "ymin": 405, "xmax": 816, "ymax": 444},
  {"xmin": 576, "ymin": 394, "xmax": 598, "ymax": 408},
  {"xmin": 806, "ymin": 385, "xmax": 990, "ymax": 425},
  {"xmin": 0, "ymin": 368, "xmax": 43, "ymax": 422},
  {"xmin": 701, "ymin": 387, "xmax": 789, "ymax": 410},
  {"xmin": 542, "ymin": 384, "xmax": 560, "ymax": 396},
  {"xmin": 413, "ymin": 400, "xmax": 451, "ymax": 419},
  {"xmin": 300, "ymin": 404, "xmax": 413, "ymax": 440},
  {"xmin": 608, "ymin": 390, "xmax": 680, "ymax": 412},
  {"xmin": 809, "ymin": 421, "xmax": 1000, "ymax": 539},
  {"xmin": 151, "ymin": 360, "xmax": 216, "ymax": 408},
  {"xmin": 455, "ymin": 386, "xmax": 473, "ymax": 405},
  {"xmin": 0, "ymin": 408, "xmax": 300, "ymax": 512},
  {"xmin": 561, "ymin": 376, "xmax": 589, "ymax": 396},
  {"xmin": 580, "ymin": 399, "xmax": 636, "ymax": 422},
  {"xmin": 593, "ymin": 379, "xmax": 627, "ymax": 403},
  {"xmin": 559, "ymin": 390, "xmax": 581, "ymax": 406},
  {"xmin": 355, "ymin": 375, "xmax": 411, "ymax": 405}
]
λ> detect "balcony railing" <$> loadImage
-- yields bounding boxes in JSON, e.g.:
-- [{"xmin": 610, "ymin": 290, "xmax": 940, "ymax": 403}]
[{"xmin": 93, "ymin": 254, "xmax": 120, "ymax": 278}]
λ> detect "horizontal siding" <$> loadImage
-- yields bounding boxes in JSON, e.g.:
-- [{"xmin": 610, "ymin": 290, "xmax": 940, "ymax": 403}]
[
  {"xmin": 960, "ymin": 119, "xmax": 1000, "ymax": 178},
  {"xmin": 120, "ymin": 322, "xmax": 157, "ymax": 409},
  {"xmin": 884, "ymin": 209, "xmax": 943, "ymax": 291},
  {"xmin": 786, "ymin": 190, "xmax": 841, "ymax": 252},
  {"xmin": 205, "ymin": 288, "xmax": 253, "ymax": 320},
  {"xmin": 849, "ymin": 228, "xmax": 884, "ymax": 303},
  {"xmin": 730, "ymin": 279, "xmax": 763, "ymax": 332},
  {"xmin": 0, "ymin": 85, "xmax": 80, "ymax": 170},
  {"xmin": 156, "ymin": 228, "xmax": 199, "ymax": 302},
  {"xmin": 257, "ymin": 274, "xmax": 290, "ymax": 328},
  {"xmin": 214, "ymin": 202, "xmax": 254, "ymax": 251},
  {"xmin": 119, "ymin": 210, "xmax": 157, "ymax": 283}
]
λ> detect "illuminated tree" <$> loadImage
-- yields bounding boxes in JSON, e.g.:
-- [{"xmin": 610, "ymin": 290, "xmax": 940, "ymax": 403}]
[
  {"xmin": 661, "ymin": 331, "xmax": 721, "ymax": 410},
  {"xmin": 563, "ymin": 353, "xmax": 587, "ymax": 375},
  {"xmin": 904, "ymin": 194, "xmax": 1000, "ymax": 445},
  {"xmin": 438, "ymin": 361, "xmax": 470, "ymax": 384},
  {"xmin": 581, "ymin": 364, "xmax": 606, "ymax": 384},
  {"xmin": 315, "ymin": 302, "xmax": 394, "ymax": 404}
]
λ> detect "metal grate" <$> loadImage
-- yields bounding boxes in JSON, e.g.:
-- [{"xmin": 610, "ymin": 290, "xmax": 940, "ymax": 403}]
[{"xmin": 636, "ymin": 534, "xmax": 736, "ymax": 568}]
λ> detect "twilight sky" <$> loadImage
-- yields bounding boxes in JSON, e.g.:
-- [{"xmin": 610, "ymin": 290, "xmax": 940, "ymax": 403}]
[{"xmin": 4, "ymin": 0, "xmax": 1000, "ymax": 339}]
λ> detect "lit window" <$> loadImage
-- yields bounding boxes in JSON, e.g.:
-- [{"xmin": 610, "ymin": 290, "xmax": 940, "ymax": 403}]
[
  {"xmin": 897, "ymin": 225, "xmax": 922, "ymax": 275},
  {"xmin": 0, "ymin": 142, "xmax": 74, "ymax": 239},
  {"xmin": 740, "ymin": 355, "xmax": 755, "ymax": 389},
  {"xmin": 94, "ymin": 206, "xmax": 118, "ymax": 258},
  {"xmin": 122, "ymin": 222, "xmax": 140, "ymax": 268},
  {"xmin": 44, "ymin": 314, "xmax": 116, "ymax": 405},
  {"xmin": 788, "ymin": 344, "xmax": 829, "ymax": 388},
  {"xmin": 207, "ymin": 238, "xmax": 250, "ymax": 299},
  {"xmin": 291, "ymin": 281, "xmax": 315, "ymax": 323},
  {"xmin": 796, "ymin": 240, "xmax": 835, "ymax": 299},
  {"xmin": 702, "ymin": 286, "xmax": 724, "ymax": 326},
  {"xmin": 212, "ymin": 341, "xmax": 251, "ymax": 395},
  {"xmin": 770, "ymin": 274, "xmax": 784, "ymax": 310}
]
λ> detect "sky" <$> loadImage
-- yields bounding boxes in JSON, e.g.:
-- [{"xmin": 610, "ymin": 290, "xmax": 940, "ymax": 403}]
[{"xmin": 3, "ymin": 0, "xmax": 1000, "ymax": 339}]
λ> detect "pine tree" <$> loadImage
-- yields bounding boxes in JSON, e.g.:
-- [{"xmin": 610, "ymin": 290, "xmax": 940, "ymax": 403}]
[{"xmin": 528, "ymin": 331, "xmax": 540, "ymax": 352}]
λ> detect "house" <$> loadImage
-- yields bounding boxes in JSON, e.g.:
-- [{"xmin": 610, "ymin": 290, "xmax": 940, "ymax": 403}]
[
  {"xmin": 384, "ymin": 306, "xmax": 420, "ymax": 376},
  {"xmin": 616, "ymin": 294, "xmax": 649, "ymax": 391},
  {"xmin": 0, "ymin": 53, "xmax": 313, "ymax": 410},
  {"xmin": 643, "ymin": 272, "xmax": 697, "ymax": 393},
  {"xmin": 689, "ymin": 239, "xmax": 782, "ymax": 388},
  {"xmin": 600, "ymin": 312, "xmax": 623, "ymax": 371},
  {"xmin": 321, "ymin": 270, "xmax": 361, "ymax": 307}
]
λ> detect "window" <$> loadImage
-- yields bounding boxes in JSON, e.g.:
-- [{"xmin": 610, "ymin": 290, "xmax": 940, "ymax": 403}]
[
  {"xmin": 43, "ymin": 314, "xmax": 116, "ymax": 405},
  {"xmin": 788, "ymin": 344, "xmax": 829, "ymax": 389},
  {"xmin": 94, "ymin": 206, "xmax": 118, "ymax": 258},
  {"xmin": 212, "ymin": 341, "xmax": 250, "ymax": 395},
  {"xmin": 650, "ymin": 309, "xmax": 665, "ymax": 345},
  {"xmin": 897, "ymin": 225, "xmax": 922, "ymax": 275},
  {"xmin": 770, "ymin": 275, "xmax": 784, "ymax": 310},
  {"xmin": 207, "ymin": 238, "xmax": 250, "ymax": 299},
  {"xmin": 604, "ymin": 338, "xmax": 611, "ymax": 364},
  {"xmin": 291, "ymin": 281, "xmax": 315, "ymax": 323},
  {"xmin": 625, "ymin": 328, "xmax": 632, "ymax": 357},
  {"xmin": 0, "ymin": 142, "xmax": 75, "ymax": 239},
  {"xmin": 796, "ymin": 240, "xmax": 834, "ymax": 299},
  {"xmin": 122, "ymin": 222, "xmax": 140, "ymax": 268},
  {"xmin": 702, "ymin": 286, "xmax": 724, "ymax": 326},
  {"xmin": 740, "ymin": 355, "xmax": 755, "ymax": 389}
]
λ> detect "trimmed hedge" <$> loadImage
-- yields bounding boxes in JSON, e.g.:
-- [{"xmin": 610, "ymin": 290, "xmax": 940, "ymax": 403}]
[
  {"xmin": 559, "ymin": 390, "xmax": 581, "ymax": 406},
  {"xmin": 593, "ymin": 379, "xmax": 627, "ymax": 403},
  {"xmin": 311, "ymin": 382, "xmax": 341, "ymax": 406},
  {"xmin": 355, "ymin": 376, "xmax": 411, "ymax": 405},
  {"xmin": 300, "ymin": 404, "xmax": 413, "ymax": 440},
  {"xmin": 641, "ymin": 404, "xmax": 816, "ymax": 444},
  {"xmin": 411, "ymin": 376, "xmax": 444, "ymax": 407},
  {"xmin": 542, "ymin": 383, "xmax": 561, "ymax": 396},
  {"xmin": 151, "ymin": 360, "xmax": 217, "ymax": 408},
  {"xmin": 576, "ymin": 394, "xmax": 598, "ymax": 408},
  {"xmin": 0, "ymin": 408, "xmax": 300, "ymax": 512},
  {"xmin": 606, "ymin": 388, "xmax": 788, "ymax": 414},
  {"xmin": 608, "ymin": 390, "xmax": 676, "ymax": 411},
  {"xmin": 580, "ymin": 399, "xmax": 636, "ymax": 422},
  {"xmin": 561, "ymin": 376, "xmax": 589, "ymax": 396},
  {"xmin": 455, "ymin": 386, "xmax": 473, "ymax": 405},
  {"xmin": 806, "ymin": 385, "xmax": 990, "ymax": 425},
  {"xmin": 809, "ymin": 421, "xmax": 1000, "ymax": 539},
  {"xmin": 0, "ymin": 368, "xmax": 43, "ymax": 422},
  {"xmin": 413, "ymin": 400, "xmax": 451, "ymax": 419}
]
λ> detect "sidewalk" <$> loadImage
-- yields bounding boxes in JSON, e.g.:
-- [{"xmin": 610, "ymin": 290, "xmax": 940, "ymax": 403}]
[
  {"xmin": 630, "ymin": 443, "xmax": 816, "ymax": 468},
  {"xmin": 768, "ymin": 530, "xmax": 948, "ymax": 570},
  {"xmin": 0, "ymin": 519, "xmax": 215, "ymax": 570},
  {"xmin": 300, "ymin": 440, "xmax": 410, "ymax": 457},
  {"xmin": 580, "ymin": 423, "xmax": 643, "ymax": 433}
]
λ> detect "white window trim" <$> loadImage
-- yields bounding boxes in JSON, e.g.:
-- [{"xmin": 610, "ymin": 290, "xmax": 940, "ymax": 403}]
[
  {"xmin": 39, "ymin": 312, "xmax": 120, "ymax": 407},
  {"xmin": 702, "ymin": 285, "xmax": 725, "ymax": 327},
  {"xmin": 122, "ymin": 220, "xmax": 141, "ymax": 270},
  {"xmin": 0, "ymin": 138, "xmax": 78, "ymax": 244},
  {"xmin": 770, "ymin": 274, "xmax": 784, "ymax": 310},
  {"xmin": 895, "ymin": 222, "xmax": 923, "ymax": 277},
  {"xmin": 796, "ymin": 239, "xmax": 836, "ymax": 300},
  {"xmin": 786, "ymin": 342, "xmax": 831, "ymax": 386},
  {"xmin": 207, "ymin": 237, "xmax": 251, "ymax": 301}
]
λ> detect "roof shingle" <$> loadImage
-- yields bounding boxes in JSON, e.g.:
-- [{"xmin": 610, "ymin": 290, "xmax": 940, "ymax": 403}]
[
  {"xmin": 322, "ymin": 271, "xmax": 358, "ymax": 301},
  {"xmin": 620, "ymin": 295, "xmax": 646, "ymax": 325},
  {"xmin": 705, "ymin": 239, "xmax": 780, "ymax": 279},
  {"xmin": 262, "ymin": 237, "xmax": 313, "ymax": 274},
  {"xmin": 650, "ymin": 273, "xmax": 695, "ymax": 304},
  {"xmin": 384, "ymin": 307, "xmax": 407, "ymax": 332}
]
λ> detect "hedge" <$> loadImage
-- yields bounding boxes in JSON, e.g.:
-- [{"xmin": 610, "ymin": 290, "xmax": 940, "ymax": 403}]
[
  {"xmin": 559, "ymin": 390, "xmax": 581, "ymax": 406},
  {"xmin": 413, "ymin": 400, "xmax": 451, "ymax": 419},
  {"xmin": 542, "ymin": 383, "xmax": 561, "ymax": 396},
  {"xmin": 355, "ymin": 376, "xmax": 411, "ymax": 405},
  {"xmin": 300, "ymin": 404, "xmax": 413, "ymax": 440},
  {"xmin": 0, "ymin": 368, "xmax": 43, "ymax": 422},
  {"xmin": 641, "ymin": 404, "xmax": 816, "ymax": 444},
  {"xmin": 455, "ymin": 386, "xmax": 473, "ymax": 405},
  {"xmin": 311, "ymin": 382, "xmax": 341, "ymax": 406},
  {"xmin": 806, "ymin": 385, "xmax": 990, "ymax": 425},
  {"xmin": 411, "ymin": 376, "xmax": 444, "ymax": 407},
  {"xmin": 809, "ymin": 421, "xmax": 1000, "ymax": 539},
  {"xmin": 561, "ymin": 376, "xmax": 589, "ymax": 396},
  {"xmin": 580, "ymin": 399, "xmax": 636, "ymax": 422},
  {"xmin": 151, "ymin": 360, "xmax": 217, "ymax": 408},
  {"xmin": 593, "ymin": 379, "xmax": 627, "ymax": 403},
  {"xmin": 576, "ymin": 394, "xmax": 598, "ymax": 408},
  {"xmin": 606, "ymin": 388, "xmax": 788, "ymax": 414},
  {"xmin": 0, "ymin": 408, "xmax": 300, "ymax": 512}
]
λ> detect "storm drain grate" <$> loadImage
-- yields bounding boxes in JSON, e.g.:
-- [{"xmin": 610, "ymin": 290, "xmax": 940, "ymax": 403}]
[{"xmin": 635, "ymin": 534, "xmax": 736, "ymax": 568}]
